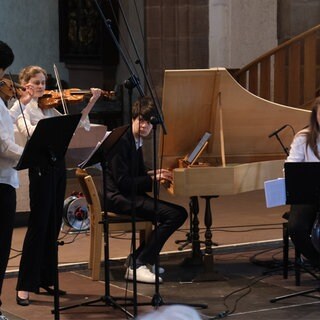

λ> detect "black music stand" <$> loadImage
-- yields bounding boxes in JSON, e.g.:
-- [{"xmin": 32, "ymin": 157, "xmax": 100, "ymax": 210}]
[
  {"xmin": 58, "ymin": 125, "xmax": 133, "ymax": 317},
  {"xmin": 270, "ymin": 162, "xmax": 320, "ymax": 303},
  {"xmin": 15, "ymin": 114, "xmax": 81, "ymax": 320}
]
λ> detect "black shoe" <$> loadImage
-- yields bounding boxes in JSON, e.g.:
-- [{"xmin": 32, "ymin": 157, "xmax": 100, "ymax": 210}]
[
  {"xmin": 35, "ymin": 286, "xmax": 66, "ymax": 296},
  {"xmin": 16, "ymin": 292, "xmax": 29, "ymax": 306}
]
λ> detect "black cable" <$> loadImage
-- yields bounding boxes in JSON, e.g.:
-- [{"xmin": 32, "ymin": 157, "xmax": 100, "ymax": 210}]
[
  {"xmin": 287, "ymin": 123, "xmax": 296, "ymax": 135},
  {"xmin": 9, "ymin": 252, "xmax": 22, "ymax": 260},
  {"xmin": 207, "ymin": 273, "xmax": 273, "ymax": 319}
]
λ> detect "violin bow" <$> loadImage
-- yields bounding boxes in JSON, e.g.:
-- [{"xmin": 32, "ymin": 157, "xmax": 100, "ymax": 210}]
[
  {"xmin": 8, "ymin": 72, "xmax": 31, "ymax": 139},
  {"xmin": 53, "ymin": 63, "xmax": 69, "ymax": 115}
]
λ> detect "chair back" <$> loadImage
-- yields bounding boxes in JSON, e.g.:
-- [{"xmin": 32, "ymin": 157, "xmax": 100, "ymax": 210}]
[
  {"xmin": 76, "ymin": 168, "xmax": 101, "ymax": 213},
  {"xmin": 74, "ymin": 167, "xmax": 152, "ymax": 280}
]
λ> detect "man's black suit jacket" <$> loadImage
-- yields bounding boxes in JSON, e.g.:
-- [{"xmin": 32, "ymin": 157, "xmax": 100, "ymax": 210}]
[{"xmin": 106, "ymin": 129, "xmax": 153, "ymax": 213}]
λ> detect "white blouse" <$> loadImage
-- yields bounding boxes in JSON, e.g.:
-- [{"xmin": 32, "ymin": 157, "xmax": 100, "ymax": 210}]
[
  {"xmin": 0, "ymin": 98, "xmax": 24, "ymax": 188},
  {"xmin": 286, "ymin": 129, "xmax": 320, "ymax": 162},
  {"xmin": 15, "ymin": 99, "xmax": 90, "ymax": 142}
]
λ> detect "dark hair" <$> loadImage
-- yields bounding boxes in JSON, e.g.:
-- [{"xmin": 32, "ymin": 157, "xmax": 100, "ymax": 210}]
[
  {"xmin": 303, "ymin": 96, "xmax": 320, "ymax": 159},
  {"xmin": 131, "ymin": 96, "xmax": 157, "ymax": 121},
  {"xmin": 0, "ymin": 40, "xmax": 14, "ymax": 70}
]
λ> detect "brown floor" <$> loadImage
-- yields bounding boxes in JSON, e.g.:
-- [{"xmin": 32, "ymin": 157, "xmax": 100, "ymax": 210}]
[
  {"xmin": 8, "ymin": 188, "xmax": 286, "ymax": 273},
  {"xmin": 4, "ymin": 188, "xmax": 318, "ymax": 320}
]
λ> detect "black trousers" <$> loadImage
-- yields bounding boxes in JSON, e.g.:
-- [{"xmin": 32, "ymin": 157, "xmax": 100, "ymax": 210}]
[
  {"xmin": 0, "ymin": 184, "xmax": 16, "ymax": 295},
  {"xmin": 118, "ymin": 194, "xmax": 188, "ymax": 266},
  {"xmin": 288, "ymin": 204, "xmax": 320, "ymax": 266},
  {"xmin": 16, "ymin": 162, "xmax": 66, "ymax": 292}
]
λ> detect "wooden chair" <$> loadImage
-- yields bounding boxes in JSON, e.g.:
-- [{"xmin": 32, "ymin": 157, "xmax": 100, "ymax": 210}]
[{"xmin": 76, "ymin": 168, "xmax": 153, "ymax": 280}]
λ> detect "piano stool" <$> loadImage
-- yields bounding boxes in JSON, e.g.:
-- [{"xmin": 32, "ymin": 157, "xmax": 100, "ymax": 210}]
[{"xmin": 75, "ymin": 168, "xmax": 153, "ymax": 280}]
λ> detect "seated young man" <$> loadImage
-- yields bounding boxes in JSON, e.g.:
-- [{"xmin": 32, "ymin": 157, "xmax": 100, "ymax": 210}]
[{"xmin": 106, "ymin": 96, "xmax": 188, "ymax": 283}]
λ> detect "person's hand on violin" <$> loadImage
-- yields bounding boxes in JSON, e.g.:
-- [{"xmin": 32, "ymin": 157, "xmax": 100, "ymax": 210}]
[
  {"xmin": 86, "ymin": 87, "xmax": 102, "ymax": 108},
  {"xmin": 89, "ymin": 88, "xmax": 102, "ymax": 103},
  {"xmin": 81, "ymin": 87, "xmax": 102, "ymax": 119}
]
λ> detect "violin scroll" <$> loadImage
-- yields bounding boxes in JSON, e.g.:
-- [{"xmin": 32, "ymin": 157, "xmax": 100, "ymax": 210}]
[{"xmin": 0, "ymin": 78, "xmax": 25, "ymax": 101}]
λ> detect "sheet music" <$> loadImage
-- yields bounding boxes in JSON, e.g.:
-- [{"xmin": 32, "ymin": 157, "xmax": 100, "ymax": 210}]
[
  {"xmin": 264, "ymin": 178, "xmax": 286, "ymax": 208},
  {"xmin": 186, "ymin": 132, "xmax": 212, "ymax": 164},
  {"xmin": 78, "ymin": 131, "xmax": 111, "ymax": 168}
]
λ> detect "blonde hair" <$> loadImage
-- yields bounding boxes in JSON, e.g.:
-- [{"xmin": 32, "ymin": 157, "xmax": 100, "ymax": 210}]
[{"xmin": 19, "ymin": 65, "xmax": 47, "ymax": 84}]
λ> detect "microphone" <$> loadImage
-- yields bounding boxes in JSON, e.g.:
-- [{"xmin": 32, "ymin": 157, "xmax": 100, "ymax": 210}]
[
  {"xmin": 150, "ymin": 116, "xmax": 160, "ymax": 125},
  {"xmin": 268, "ymin": 124, "xmax": 288, "ymax": 138}
]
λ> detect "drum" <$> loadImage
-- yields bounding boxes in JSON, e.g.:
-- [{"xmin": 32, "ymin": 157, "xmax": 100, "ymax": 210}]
[{"xmin": 63, "ymin": 195, "xmax": 90, "ymax": 231}]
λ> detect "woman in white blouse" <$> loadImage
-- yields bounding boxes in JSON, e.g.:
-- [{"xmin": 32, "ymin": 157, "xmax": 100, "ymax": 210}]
[
  {"xmin": 286, "ymin": 96, "xmax": 320, "ymax": 268},
  {"xmin": 14, "ymin": 65, "xmax": 101, "ymax": 306},
  {"xmin": 0, "ymin": 41, "xmax": 34, "ymax": 320}
]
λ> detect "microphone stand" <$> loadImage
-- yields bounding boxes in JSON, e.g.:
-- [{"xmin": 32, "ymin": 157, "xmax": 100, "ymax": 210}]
[
  {"xmin": 113, "ymin": 0, "xmax": 167, "ymax": 135},
  {"xmin": 58, "ymin": 125, "xmax": 134, "ymax": 318},
  {"xmin": 150, "ymin": 116, "xmax": 163, "ymax": 307},
  {"xmin": 272, "ymin": 133, "xmax": 289, "ymax": 156},
  {"xmin": 268, "ymin": 124, "xmax": 292, "ymax": 156},
  {"xmin": 94, "ymin": 0, "xmax": 207, "ymax": 314},
  {"xmin": 94, "ymin": 1, "xmax": 144, "ymax": 316}
]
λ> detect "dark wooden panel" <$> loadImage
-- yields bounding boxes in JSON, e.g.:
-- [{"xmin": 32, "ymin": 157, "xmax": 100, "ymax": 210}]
[
  {"xmin": 274, "ymin": 50, "xmax": 287, "ymax": 105},
  {"xmin": 249, "ymin": 65, "xmax": 258, "ymax": 95},
  {"xmin": 260, "ymin": 57, "xmax": 271, "ymax": 100},
  {"xmin": 288, "ymin": 41, "xmax": 301, "ymax": 106},
  {"xmin": 304, "ymin": 33, "xmax": 317, "ymax": 104}
]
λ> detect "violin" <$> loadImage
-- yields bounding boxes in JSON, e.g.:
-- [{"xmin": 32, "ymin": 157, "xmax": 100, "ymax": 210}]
[
  {"xmin": 0, "ymin": 78, "xmax": 26, "ymax": 101},
  {"xmin": 38, "ymin": 88, "xmax": 115, "ymax": 110}
]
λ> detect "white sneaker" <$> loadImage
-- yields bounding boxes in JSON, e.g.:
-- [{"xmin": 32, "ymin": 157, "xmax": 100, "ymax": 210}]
[
  {"xmin": 125, "ymin": 265, "xmax": 163, "ymax": 284},
  {"xmin": 0, "ymin": 314, "xmax": 9, "ymax": 320},
  {"xmin": 149, "ymin": 264, "xmax": 165, "ymax": 274}
]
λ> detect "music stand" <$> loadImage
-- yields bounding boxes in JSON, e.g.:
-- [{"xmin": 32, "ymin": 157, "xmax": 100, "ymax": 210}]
[
  {"xmin": 15, "ymin": 114, "xmax": 82, "ymax": 320},
  {"xmin": 58, "ymin": 124, "xmax": 133, "ymax": 317},
  {"xmin": 270, "ymin": 162, "xmax": 320, "ymax": 303}
]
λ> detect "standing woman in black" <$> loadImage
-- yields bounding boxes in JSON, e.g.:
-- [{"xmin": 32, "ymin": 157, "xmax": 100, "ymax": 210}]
[{"xmin": 14, "ymin": 65, "xmax": 102, "ymax": 306}]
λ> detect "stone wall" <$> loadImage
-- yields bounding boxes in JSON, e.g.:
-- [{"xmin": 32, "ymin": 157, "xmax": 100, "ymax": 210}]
[
  {"xmin": 0, "ymin": 0, "xmax": 68, "ymax": 81},
  {"xmin": 209, "ymin": 0, "xmax": 278, "ymax": 68},
  {"xmin": 145, "ymin": 0, "xmax": 209, "ymax": 100}
]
